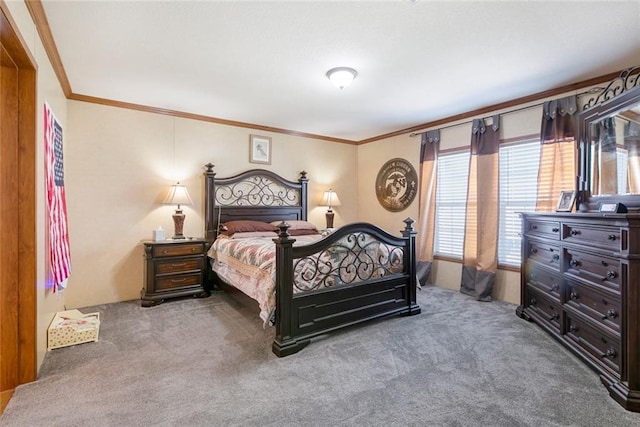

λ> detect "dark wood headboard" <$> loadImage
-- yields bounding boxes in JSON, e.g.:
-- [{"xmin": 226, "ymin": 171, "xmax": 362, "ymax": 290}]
[{"xmin": 204, "ymin": 163, "xmax": 308, "ymax": 245}]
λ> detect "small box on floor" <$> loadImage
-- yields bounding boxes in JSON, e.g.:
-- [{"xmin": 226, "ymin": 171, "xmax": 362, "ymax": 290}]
[{"xmin": 47, "ymin": 309, "xmax": 100, "ymax": 350}]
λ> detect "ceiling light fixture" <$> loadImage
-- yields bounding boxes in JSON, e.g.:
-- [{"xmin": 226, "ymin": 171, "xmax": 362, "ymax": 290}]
[{"xmin": 326, "ymin": 67, "xmax": 357, "ymax": 90}]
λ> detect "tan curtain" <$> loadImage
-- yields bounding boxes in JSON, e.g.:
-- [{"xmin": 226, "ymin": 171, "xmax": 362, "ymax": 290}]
[
  {"xmin": 536, "ymin": 96, "xmax": 578, "ymax": 211},
  {"xmin": 625, "ymin": 121, "xmax": 640, "ymax": 193},
  {"xmin": 460, "ymin": 116, "xmax": 500, "ymax": 302},
  {"xmin": 416, "ymin": 130, "xmax": 440, "ymax": 285}
]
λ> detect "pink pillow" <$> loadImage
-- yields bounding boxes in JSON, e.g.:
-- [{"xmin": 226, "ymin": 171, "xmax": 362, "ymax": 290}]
[{"xmin": 220, "ymin": 220, "xmax": 275, "ymax": 236}]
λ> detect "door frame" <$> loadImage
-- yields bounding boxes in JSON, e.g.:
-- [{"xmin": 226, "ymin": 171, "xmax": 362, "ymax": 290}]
[{"xmin": 0, "ymin": 1, "xmax": 37, "ymax": 413}]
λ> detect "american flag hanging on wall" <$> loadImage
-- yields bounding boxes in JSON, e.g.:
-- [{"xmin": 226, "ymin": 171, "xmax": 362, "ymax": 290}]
[{"xmin": 45, "ymin": 102, "xmax": 71, "ymax": 292}]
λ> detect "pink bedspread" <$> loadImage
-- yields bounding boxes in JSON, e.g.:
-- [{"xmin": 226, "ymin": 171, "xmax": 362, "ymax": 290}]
[{"xmin": 207, "ymin": 235, "xmax": 322, "ymax": 325}]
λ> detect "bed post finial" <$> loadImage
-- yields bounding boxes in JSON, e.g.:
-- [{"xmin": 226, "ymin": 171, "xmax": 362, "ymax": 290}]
[
  {"xmin": 274, "ymin": 221, "xmax": 292, "ymax": 239},
  {"xmin": 299, "ymin": 170, "xmax": 308, "ymax": 182},
  {"xmin": 205, "ymin": 163, "xmax": 215, "ymax": 175},
  {"xmin": 403, "ymin": 217, "xmax": 415, "ymax": 232}
]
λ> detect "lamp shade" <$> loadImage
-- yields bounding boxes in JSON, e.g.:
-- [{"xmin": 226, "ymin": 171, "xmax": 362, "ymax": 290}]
[
  {"xmin": 163, "ymin": 182, "xmax": 193, "ymax": 207},
  {"xmin": 320, "ymin": 189, "xmax": 341, "ymax": 208},
  {"xmin": 326, "ymin": 67, "xmax": 357, "ymax": 90}
]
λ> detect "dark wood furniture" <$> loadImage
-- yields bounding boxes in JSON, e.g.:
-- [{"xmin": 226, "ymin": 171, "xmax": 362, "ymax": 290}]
[
  {"xmin": 517, "ymin": 66, "xmax": 640, "ymax": 412},
  {"xmin": 142, "ymin": 239, "xmax": 209, "ymax": 307},
  {"xmin": 204, "ymin": 163, "xmax": 421, "ymax": 357},
  {"xmin": 518, "ymin": 212, "xmax": 640, "ymax": 412}
]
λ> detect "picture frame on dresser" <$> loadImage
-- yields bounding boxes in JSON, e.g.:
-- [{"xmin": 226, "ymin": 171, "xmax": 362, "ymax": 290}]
[{"xmin": 556, "ymin": 190, "xmax": 576, "ymax": 212}]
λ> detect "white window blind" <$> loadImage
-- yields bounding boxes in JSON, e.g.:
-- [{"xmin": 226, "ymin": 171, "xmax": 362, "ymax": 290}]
[
  {"xmin": 617, "ymin": 147, "xmax": 629, "ymax": 194},
  {"xmin": 434, "ymin": 151, "xmax": 469, "ymax": 258},
  {"xmin": 498, "ymin": 139, "xmax": 541, "ymax": 266}
]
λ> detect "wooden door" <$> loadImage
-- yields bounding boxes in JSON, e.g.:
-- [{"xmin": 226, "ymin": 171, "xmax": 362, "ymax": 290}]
[{"xmin": 0, "ymin": 4, "xmax": 37, "ymax": 414}]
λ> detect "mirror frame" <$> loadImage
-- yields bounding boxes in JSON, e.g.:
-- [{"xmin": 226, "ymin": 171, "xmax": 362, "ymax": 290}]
[{"xmin": 578, "ymin": 66, "xmax": 640, "ymax": 211}]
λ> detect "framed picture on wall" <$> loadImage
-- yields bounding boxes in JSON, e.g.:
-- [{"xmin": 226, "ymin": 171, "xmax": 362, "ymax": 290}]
[
  {"xmin": 249, "ymin": 135, "xmax": 272, "ymax": 165},
  {"xmin": 556, "ymin": 190, "xmax": 576, "ymax": 212}
]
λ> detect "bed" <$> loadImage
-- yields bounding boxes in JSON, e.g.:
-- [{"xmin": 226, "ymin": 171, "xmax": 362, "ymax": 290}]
[{"xmin": 204, "ymin": 163, "xmax": 421, "ymax": 356}]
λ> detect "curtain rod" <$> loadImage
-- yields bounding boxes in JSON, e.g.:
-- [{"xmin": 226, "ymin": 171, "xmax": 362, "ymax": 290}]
[{"xmin": 409, "ymin": 86, "xmax": 604, "ymax": 137}]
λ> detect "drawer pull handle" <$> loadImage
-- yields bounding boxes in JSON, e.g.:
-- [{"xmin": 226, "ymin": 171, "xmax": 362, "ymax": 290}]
[
  {"xmin": 601, "ymin": 260, "xmax": 608, "ymax": 267},
  {"xmin": 551, "ymin": 254, "xmax": 559, "ymax": 262},
  {"xmin": 552, "ymin": 227, "xmax": 559, "ymax": 232},
  {"xmin": 531, "ymin": 225, "xmax": 538, "ymax": 230},
  {"xmin": 171, "ymin": 263, "xmax": 187, "ymax": 267},
  {"xmin": 602, "ymin": 309, "xmax": 618, "ymax": 320},
  {"xmin": 602, "ymin": 349, "xmax": 617, "ymax": 359},
  {"xmin": 162, "ymin": 250, "xmax": 168, "ymax": 254},
  {"xmin": 570, "ymin": 229, "xmax": 581, "ymax": 236},
  {"xmin": 608, "ymin": 234, "xmax": 617, "ymax": 241},
  {"xmin": 548, "ymin": 313, "xmax": 559, "ymax": 321},
  {"xmin": 530, "ymin": 297, "xmax": 537, "ymax": 306},
  {"xmin": 606, "ymin": 270, "xmax": 617, "ymax": 280},
  {"xmin": 570, "ymin": 291, "xmax": 579, "ymax": 300},
  {"xmin": 569, "ymin": 324, "xmax": 578, "ymax": 333},
  {"xmin": 550, "ymin": 283, "xmax": 559, "ymax": 293},
  {"xmin": 170, "ymin": 278, "xmax": 187, "ymax": 283},
  {"xmin": 569, "ymin": 259, "xmax": 579, "ymax": 268},
  {"xmin": 191, "ymin": 248, "xmax": 196, "ymax": 252},
  {"xmin": 530, "ymin": 248, "xmax": 538, "ymax": 254}
]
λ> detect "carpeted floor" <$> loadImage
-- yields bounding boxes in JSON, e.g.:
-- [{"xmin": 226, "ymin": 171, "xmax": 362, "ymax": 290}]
[{"xmin": 2, "ymin": 285, "xmax": 640, "ymax": 426}]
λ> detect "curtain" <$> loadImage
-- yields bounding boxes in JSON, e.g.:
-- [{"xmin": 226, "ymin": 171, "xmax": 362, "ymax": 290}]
[
  {"xmin": 625, "ymin": 121, "xmax": 640, "ymax": 193},
  {"xmin": 536, "ymin": 95, "xmax": 578, "ymax": 211},
  {"xmin": 416, "ymin": 130, "xmax": 440, "ymax": 285},
  {"xmin": 460, "ymin": 116, "xmax": 500, "ymax": 302}
]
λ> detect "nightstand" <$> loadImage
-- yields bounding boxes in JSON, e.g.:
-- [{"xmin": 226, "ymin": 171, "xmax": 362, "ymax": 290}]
[{"xmin": 141, "ymin": 238, "xmax": 209, "ymax": 307}]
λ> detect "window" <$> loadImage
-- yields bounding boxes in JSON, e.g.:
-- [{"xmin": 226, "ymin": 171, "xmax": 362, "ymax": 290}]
[
  {"xmin": 434, "ymin": 151, "xmax": 469, "ymax": 258},
  {"xmin": 498, "ymin": 139, "xmax": 540, "ymax": 266}
]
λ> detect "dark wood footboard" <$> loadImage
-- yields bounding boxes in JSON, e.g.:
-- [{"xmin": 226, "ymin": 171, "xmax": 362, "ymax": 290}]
[{"xmin": 272, "ymin": 218, "xmax": 421, "ymax": 357}]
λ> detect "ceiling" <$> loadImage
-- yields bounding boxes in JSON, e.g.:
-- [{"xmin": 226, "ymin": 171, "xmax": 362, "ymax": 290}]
[{"xmin": 40, "ymin": 0, "xmax": 640, "ymax": 143}]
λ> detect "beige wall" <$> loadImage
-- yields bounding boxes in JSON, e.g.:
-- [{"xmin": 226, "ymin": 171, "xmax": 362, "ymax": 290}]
[
  {"xmin": 5, "ymin": 0, "xmax": 68, "ymax": 369},
  {"xmin": 64, "ymin": 102, "xmax": 359, "ymax": 309}
]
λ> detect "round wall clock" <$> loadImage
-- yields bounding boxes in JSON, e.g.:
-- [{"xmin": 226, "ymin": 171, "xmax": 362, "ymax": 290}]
[{"xmin": 375, "ymin": 158, "xmax": 418, "ymax": 212}]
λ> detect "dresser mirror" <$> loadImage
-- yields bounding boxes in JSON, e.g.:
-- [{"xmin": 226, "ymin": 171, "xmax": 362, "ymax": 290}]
[{"xmin": 578, "ymin": 66, "xmax": 640, "ymax": 210}]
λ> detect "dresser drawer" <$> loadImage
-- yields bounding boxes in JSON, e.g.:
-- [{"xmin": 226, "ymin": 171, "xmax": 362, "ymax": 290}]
[
  {"xmin": 563, "ymin": 223, "xmax": 622, "ymax": 251},
  {"xmin": 526, "ymin": 220, "xmax": 560, "ymax": 240},
  {"xmin": 564, "ymin": 248, "xmax": 622, "ymax": 293},
  {"xmin": 524, "ymin": 262, "xmax": 561, "ymax": 303},
  {"xmin": 155, "ymin": 273, "xmax": 202, "ymax": 291},
  {"xmin": 526, "ymin": 286, "xmax": 561, "ymax": 333},
  {"xmin": 565, "ymin": 279, "xmax": 621, "ymax": 333},
  {"xmin": 526, "ymin": 241, "xmax": 561, "ymax": 271},
  {"xmin": 565, "ymin": 313, "xmax": 621, "ymax": 376},
  {"xmin": 152, "ymin": 243, "xmax": 204, "ymax": 258},
  {"xmin": 155, "ymin": 258, "xmax": 203, "ymax": 275}
]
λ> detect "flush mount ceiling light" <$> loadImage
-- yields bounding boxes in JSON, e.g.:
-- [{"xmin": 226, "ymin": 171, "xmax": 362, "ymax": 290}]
[{"xmin": 326, "ymin": 67, "xmax": 358, "ymax": 90}]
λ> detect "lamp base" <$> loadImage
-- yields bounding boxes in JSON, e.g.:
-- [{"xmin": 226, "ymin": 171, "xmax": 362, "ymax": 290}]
[
  {"xmin": 325, "ymin": 209, "xmax": 335, "ymax": 229},
  {"xmin": 172, "ymin": 209, "xmax": 186, "ymax": 239}
]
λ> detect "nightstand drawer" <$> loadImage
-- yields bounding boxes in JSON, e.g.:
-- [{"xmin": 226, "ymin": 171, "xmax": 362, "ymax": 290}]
[
  {"xmin": 153, "ymin": 243, "xmax": 204, "ymax": 258},
  {"xmin": 155, "ymin": 258, "xmax": 203, "ymax": 275},
  {"xmin": 155, "ymin": 273, "xmax": 202, "ymax": 291}
]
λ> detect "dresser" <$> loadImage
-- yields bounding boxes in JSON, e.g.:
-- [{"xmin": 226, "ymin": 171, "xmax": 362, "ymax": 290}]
[
  {"xmin": 517, "ymin": 212, "xmax": 640, "ymax": 412},
  {"xmin": 141, "ymin": 239, "xmax": 209, "ymax": 307}
]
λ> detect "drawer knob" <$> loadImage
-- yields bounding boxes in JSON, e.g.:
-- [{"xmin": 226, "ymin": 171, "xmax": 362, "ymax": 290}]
[
  {"xmin": 570, "ymin": 291, "xmax": 579, "ymax": 300},
  {"xmin": 162, "ymin": 250, "xmax": 168, "ymax": 254},
  {"xmin": 602, "ymin": 309, "xmax": 618, "ymax": 320},
  {"xmin": 606, "ymin": 270, "xmax": 617, "ymax": 280},
  {"xmin": 530, "ymin": 248, "xmax": 538, "ymax": 254},
  {"xmin": 602, "ymin": 349, "xmax": 617, "ymax": 359},
  {"xmin": 530, "ymin": 297, "xmax": 537, "ymax": 306},
  {"xmin": 607, "ymin": 234, "xmax": 617, "ymax": 241},
  {"xmin": 548, "ymin": 312, "xmax": 559, "ymax": 321},
  {"xmin": 569, "ymin": 324, "xmax": 578, "ymax": 333},
  {"xmin": 570, "ymin": 229, "xmax": 580, "ymax": 236},
  {"xmin": 531, "ymin": 225, "xmax": 538, "ymax": 230},
  {"xmin": 569, "ymin": 259, "xmax": 579, "ymax": 268},
  {"xmin": 550, "ymin": 283, "xmax": 559, "ymax": 293},
  {"xmin": 551, "ymin": 254, "xmax": 559, "ymax": 262},
  {"xmin": 552, "ymin": 227, "xmax": 559, "ymax": 232}
]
